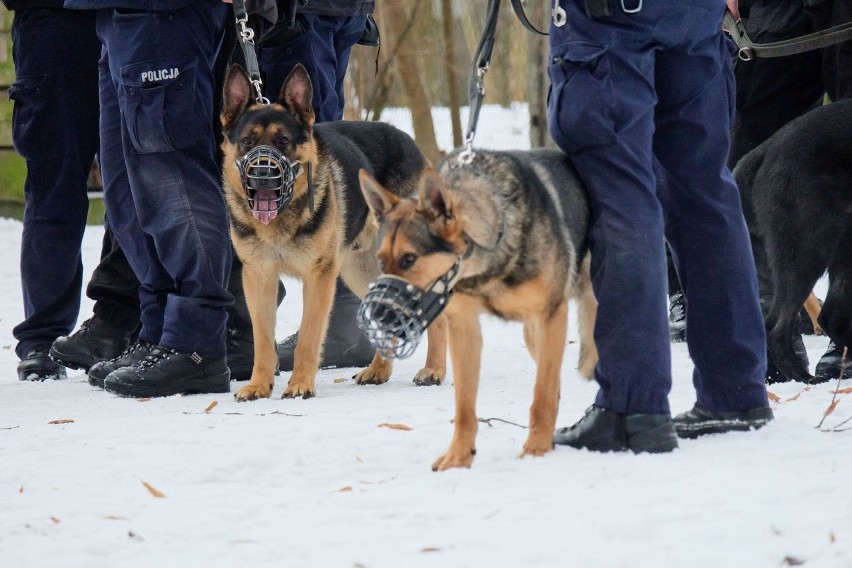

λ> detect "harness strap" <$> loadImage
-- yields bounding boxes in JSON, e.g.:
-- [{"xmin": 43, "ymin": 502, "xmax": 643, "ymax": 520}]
[{"xmin": 724, "ymin": 10, "xmax": 852, "ymax": 60}]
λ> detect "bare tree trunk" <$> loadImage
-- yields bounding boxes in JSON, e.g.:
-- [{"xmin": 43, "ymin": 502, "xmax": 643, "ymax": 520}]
[
  {"xmin": 384, "ymin": 0, "xmax": 441, "ymax": 164},
  {"xmin": 441, "ymin": 0, "xmax": 462, "ymax": 148},
  {"xmin": 526, "ymin": 1, "xmax": 555, "ymax": 148}
]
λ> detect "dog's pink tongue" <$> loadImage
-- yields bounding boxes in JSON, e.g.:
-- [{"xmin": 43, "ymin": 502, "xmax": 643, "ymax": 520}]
[{"xmin": 252, "ymin": 191, "xmax": 278, "ymax": 225}]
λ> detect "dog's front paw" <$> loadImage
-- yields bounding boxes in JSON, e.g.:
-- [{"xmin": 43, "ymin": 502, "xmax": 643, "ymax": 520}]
[
  {"xmin": 431, "ymin": 446, "xmax": 476, "ymax": 471},
  {"xmin": 282, "ymin": 378, "xmax": 316, "ymax": 399},
  {"xmin": 234, "ymin": 382, "xmax": 273, "ymax": 402},
  {"xmin": 519, "ymin": 435, "xmax": 554, "ymax": 459},
  {"xmin": 353, "ymin": 365, "xmax": 391, "ymax": 385},
  {"xmin": 413, "ymin": 367, "xmax": 444, "ymax": 386}
]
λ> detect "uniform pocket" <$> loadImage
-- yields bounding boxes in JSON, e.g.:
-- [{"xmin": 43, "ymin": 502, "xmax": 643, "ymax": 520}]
[
  {"xmin": 8, "ymin": 74, "xmax": 48, "ymax": 160},
  {"xmin": 547, "ymin": 42, "xmax": 616, "ymax": 153},
  {"xmin": 118, "ymin": 56, "xmax": 206, "ymax": 154}
]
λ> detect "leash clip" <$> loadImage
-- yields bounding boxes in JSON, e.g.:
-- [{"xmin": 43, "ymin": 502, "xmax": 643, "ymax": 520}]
[
  {"xmin": 457, "ymin": 133, "xmax": 476, "ymax": 167},
  {"xmin": 237, "ymin": 15, "xmax": 255, "ymax": 44},
  {"xmin": 552, "ymin": 0, "xmax": 567, "ymax": 27}
]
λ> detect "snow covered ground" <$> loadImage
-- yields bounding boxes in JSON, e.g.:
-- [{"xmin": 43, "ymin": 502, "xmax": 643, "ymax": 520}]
[{"xmin": 1, "ymin": 106, "xmax": 850, "ymax": 567}]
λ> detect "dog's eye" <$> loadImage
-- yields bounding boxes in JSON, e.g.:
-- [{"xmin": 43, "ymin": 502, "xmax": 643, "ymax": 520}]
[
  {"xmin": 240, "ymin": 136, "xmax": 253, "ymax": 147},
  {"xmin": 398, "ymin": 253, "xmax": 418, "ymax": 270},
  {"xmin": 276, "ymin": 136, "xmax": 290, "ymax": 149}
]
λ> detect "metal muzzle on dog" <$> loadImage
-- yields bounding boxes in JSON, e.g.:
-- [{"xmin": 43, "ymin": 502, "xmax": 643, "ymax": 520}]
[
  {"xmin": 235, "ymin": 145, "xmax": 303, "ymax": 213},
  {"xmin": 356, "ymin": 255, "xmax": 465, "ymax": 360}
]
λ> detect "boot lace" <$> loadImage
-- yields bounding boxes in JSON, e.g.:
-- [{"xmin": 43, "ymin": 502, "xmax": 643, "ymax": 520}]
[{"xmin": 137, "ymin": 346, "xmax": 179, "ymax": 371}]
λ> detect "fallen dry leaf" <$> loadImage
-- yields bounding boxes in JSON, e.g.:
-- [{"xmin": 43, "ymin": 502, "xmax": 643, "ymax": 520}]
[
  {"xmin": 103, "ymin": 515, "xmax": 126, "ymax": 521},
  {"xmin": 333, "ymin": 377, "xmax": 346, "ymax": 384},
  {"xmin": 782, "ymin": 556, "xmax": 805, "ymax": 566},
  {"xmin": 834, "ymin": 387, "xmax": 852, "ymax": 395},
  {"xmin": 137, "ymin": 398, "xmax": 151, "ymax": 403},
  {"xmin": 18, "ymin": 485, "xmax": 23, "ymax": 494},
  {"xmin": 824, "ymin": 399, "xmax": 841, "ymax": 417},
  {"xmin": 421, "ymin": 547, "xmax": 441, "ymax": 553},
  {"xmin": 786, "ymin": 389, "xmax": 807, "ymax": 402},
  {"xmin": 141, "ymin": 481, "xmax": 166, "ymax": 498},
  {"xmin": 336, "ymin": 486, "xmax": 353, "ymax": 493},
  {"xmin": 47, "ymin": 419, "xmax": 74, "ymax": 425},
  {"xmin": 50, "ymin": 516, "xmax": 60, "ymax": 524},
  {"xmin": 203, "ymin": 401, "xmax": 218, "ymax": 413},
  {"xmin": 767, "ymin": 391, "xmax": 781, "ymax": 403},
  {"xmin": 830, "ymin": 531, "xmax": 836, "ymax": 543},
  {"xmin": 378, "ymin": 422, "xmax": 413, "ymax": 431}
]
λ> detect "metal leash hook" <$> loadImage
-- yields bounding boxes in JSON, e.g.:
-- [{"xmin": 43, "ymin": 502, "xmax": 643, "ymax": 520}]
[
  {"xmin": 552, "ymin": 0, "xmax": 567, "ymax": 27},
  {"xmin": 234, "ymin": 0, "xmax": 269, "ymax": 105}
]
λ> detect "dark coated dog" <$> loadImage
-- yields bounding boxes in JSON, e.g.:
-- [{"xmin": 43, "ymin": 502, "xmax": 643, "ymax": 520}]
[
  {"xmin": 735, "ymin": 98, "xmax": 852, "ymax": 383},
  {"xmin": 359, "ymin": 148, "xmax": 598, "ymax": 470},
  {"xmin": 220, "ymin": 63, "xmax": 445, "ymax": 400}
]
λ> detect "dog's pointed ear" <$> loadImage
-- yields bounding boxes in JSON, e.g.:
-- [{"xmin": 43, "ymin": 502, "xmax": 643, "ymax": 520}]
[
  {"xmin": 360, "ymin": 169, "xmax": 399, "ymax": 222},
  {"xmin": 458, "ymin": 189, "xmax": 503, "ymax": 250},
  {"xmin": 279, "ymin": 63, "xmax": 315, "ymax": 127},
  {"xmin": 416, "ymin": 169, "xmax": 453, "ymax": 220},
  {"xmin": 221, "ymin": 64, "xmax": 251, "ymax": 131}
]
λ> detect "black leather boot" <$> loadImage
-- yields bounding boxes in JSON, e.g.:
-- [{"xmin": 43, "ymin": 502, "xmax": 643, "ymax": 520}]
[
  {"xmin": 669, "ymin": 291, "xmax": 686, "ymax": 343},
  {"xmin": 103, "ymin": 346, "xmax": 230, "ymax": 398},
  {"xmin": 277, "ymin": 280, "xmax": 374, "ymax": 372},
  {"xmin": 673, "ymin": 404, "xmax": 773, "ymax": 439},
  {"xmin": 814, "ymin": 341, "xmax": 851, "ymax": 382},
  {"xmin": 18, "ymin": 346, "xmax": 67, "ymax": 381},
  {"xmin": 87, "ymin": 339, "xmax": 155, "ymax": 388},
  {"xmin": 553, "ymin": 405, "xmax": 678, "ymax": 453},
  {"xmin": 50, "ymin": 318, "xmax": 133, "ymax": 372}
]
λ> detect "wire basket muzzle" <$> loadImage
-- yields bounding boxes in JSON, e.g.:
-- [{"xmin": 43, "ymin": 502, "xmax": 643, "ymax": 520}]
[{"xmin": 356, "ymin": 275, "xmax": 448, "ymax": 360}]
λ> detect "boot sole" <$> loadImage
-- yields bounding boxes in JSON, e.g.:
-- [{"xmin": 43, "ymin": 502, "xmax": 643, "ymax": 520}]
[
  {"xmin": 104, "ymin": 371, "xmax": 231, "ymax": 398},
  {"xmin": 674, "ymin": 418, "xmax": 771, "ymax": 439},
  {"xmin": 48, "ymin": 347, "xmax": 95, "ymax": 371}
]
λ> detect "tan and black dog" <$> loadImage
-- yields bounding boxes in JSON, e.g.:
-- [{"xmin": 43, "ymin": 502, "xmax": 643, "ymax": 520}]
[
  {"xmin": 220, "ymin": 63, "xmax": 445, "ymax": 400},
  {"xmin": 359, "ymin": 148, "xmax": 598, "ymax": 470}
]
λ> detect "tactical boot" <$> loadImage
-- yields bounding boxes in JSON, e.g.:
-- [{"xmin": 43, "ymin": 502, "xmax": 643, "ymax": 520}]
[
  {"xmin": 17, "ymin": 347, "xmax": 67, "ymax": 381},
  {"xmin": 103, "ymin": 346, "xmax": 230, "ymax": 398},
  {"xmin": 278, "ymin": 284, "xmax": 374, "ymax": 371},
  {"xmin": 814, "ymin": 341, "xmax": 851, "ymax": 382},
  {"xmin": 669, "ymin": 291, "xmax": 686, "ymax": 343},
  {"xmin": 553, "ymin": 405, "xmax": 678, "ymax": 454},
  {"xmin": 87, "ymin": 339, "xmax": 155, "ymax": 388},
  {"xmin": 673, "ymin": 404, "xmax": 774, "ymax": 439},
  {"xmin": 50, "ymin": 318, "xmax": 133, "ymax": 372}
]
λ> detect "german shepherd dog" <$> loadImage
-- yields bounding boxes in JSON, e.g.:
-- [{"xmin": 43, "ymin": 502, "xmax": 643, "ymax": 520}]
[
  {"xmin": 359, "ymin": 149, "xmax": 598, "ymax": 470},
  {"xmin": 735, "ymin": 98, "xmax": 852, "ymax": 383},
  {"xmin": 220, "ymin": 63, "xmax": 445, "ymax": 400}
]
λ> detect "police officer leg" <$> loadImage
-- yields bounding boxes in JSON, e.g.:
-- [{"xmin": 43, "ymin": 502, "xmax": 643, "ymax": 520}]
[{"xmin": 11, "ymin": 8, "xmax": 100, "ymax": 380}]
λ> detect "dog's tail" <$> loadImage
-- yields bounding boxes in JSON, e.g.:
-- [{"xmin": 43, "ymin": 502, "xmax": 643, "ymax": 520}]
[{"xmin": 573, "ymin": 254, "xmax": 599, "ymax": 380}]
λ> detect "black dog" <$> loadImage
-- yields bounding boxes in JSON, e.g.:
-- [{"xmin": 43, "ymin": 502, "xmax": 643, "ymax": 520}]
[{"xmin": 735, "ymin": 98, "xmax": 852, "ymax": 383}]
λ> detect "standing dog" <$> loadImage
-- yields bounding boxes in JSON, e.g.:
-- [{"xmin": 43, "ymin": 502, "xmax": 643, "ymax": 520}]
[
  {"xmin": 735, "ymin": 98, "xmax": 852, "ymax": 383},
  {"xmin": 359, "ymin": 149, "xmax": 598, "ymax": 470},
  {"xmin": 221, "ymin": 64, "xmax": 445, "ymax": 400}
]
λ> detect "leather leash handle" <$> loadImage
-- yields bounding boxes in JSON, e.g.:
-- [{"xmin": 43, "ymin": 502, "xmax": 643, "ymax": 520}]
[{"xmin": 725, "ymin": 9, "xmax": 852, "ymax": 60}]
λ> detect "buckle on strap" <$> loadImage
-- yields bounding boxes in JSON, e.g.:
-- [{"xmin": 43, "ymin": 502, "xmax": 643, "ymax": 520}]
[{"xmin": 621, "ymin": 0, "xmax": 642, "ymax": 13}]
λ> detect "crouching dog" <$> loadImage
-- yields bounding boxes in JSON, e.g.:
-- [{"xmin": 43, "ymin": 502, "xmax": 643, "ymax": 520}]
[
  {"xmin": 220, "ymin": 63, "xmax": 445, "ymax": 401},
  {"xmin": 358, "ymin": 148, "xmax": 598, "ymax": 470}
]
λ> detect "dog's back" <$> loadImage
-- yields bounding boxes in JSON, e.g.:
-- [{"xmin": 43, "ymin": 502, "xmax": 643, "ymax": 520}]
[
  {"xmin": 437, "ymin": 148, "xmax": 590, "ymax": 304},
  {"xmin": 315, "ymin": 121, "xmax": 429, "ymax": 246}
]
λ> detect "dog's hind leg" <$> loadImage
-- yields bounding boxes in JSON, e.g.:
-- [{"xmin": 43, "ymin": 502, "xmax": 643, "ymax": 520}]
[
  {"xmin": 413, "ymin": 313, "xmax": 447, "ymax": 386},
  {"xmin": 433, "ymin": 296, "xmax": 482, "ymax": 471},
  {"xmin": 520, "ymin": 301, "xmax": 567, "ymax": 459},
  {"xmin": 284, "ymin": 263, "xmax": 338, "ymax": 399},
  {"xmin": 234, "ymin": 260, "xmax": 282, "ymax": 402}
]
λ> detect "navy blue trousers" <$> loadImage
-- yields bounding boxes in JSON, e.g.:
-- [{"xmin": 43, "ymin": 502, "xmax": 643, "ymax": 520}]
[
  {"xmin": 258, "ymin": 14, "xmax": 367, "ymax": 121},
  {"xmin": 95, "ymin": 2, "xmax": 232, "ymax": 357},
  {"xmin": 547, "ymin": 0, "xmax": 769, "ymax": 414},
  {"xmin": 10, "ymin": 9, "xmax": 100, "ymax": 358}
]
